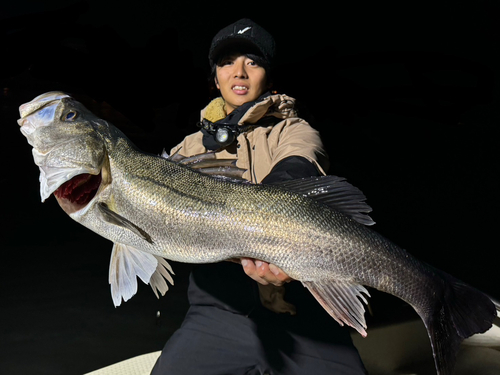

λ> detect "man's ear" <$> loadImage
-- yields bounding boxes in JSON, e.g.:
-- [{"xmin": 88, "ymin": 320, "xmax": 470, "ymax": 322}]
[{"xmin": 214, "ymin": 75, "xmax": 220, "ymax": 90}]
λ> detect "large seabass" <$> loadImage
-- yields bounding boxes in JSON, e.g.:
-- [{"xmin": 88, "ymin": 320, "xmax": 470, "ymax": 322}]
[{"xmin": 18, "ymin": 92, "xmax": 496, "ymax": 375}]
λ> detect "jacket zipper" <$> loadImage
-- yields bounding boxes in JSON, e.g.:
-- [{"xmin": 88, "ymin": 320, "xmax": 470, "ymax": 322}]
[{"xmin": 251, "ymin": 145, "xmax": 258, "ymax": 183}]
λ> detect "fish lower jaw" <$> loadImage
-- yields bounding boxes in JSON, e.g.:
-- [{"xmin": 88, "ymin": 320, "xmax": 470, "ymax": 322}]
[{"xmin": 54, "ymin": 172, "xmax": 103, "ymax": 214}]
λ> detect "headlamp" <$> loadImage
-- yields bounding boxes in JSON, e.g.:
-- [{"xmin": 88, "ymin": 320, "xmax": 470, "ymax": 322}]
[{"xmin": 215, "ymin": 127, "xmax": 236, "ymax": 147}]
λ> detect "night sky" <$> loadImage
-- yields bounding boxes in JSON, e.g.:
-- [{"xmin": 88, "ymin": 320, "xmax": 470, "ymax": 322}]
[{"xmin": 1, "ymin": 1, "xmax": 499, "ymax": 374}]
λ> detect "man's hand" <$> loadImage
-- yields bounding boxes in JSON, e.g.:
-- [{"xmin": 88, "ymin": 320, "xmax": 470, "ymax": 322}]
[{"xmin": 241, "ymin": 258, "xmax": 293, "ymax": 286}]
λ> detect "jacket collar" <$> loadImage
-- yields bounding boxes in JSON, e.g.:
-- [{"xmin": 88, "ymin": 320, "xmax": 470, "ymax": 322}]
[{"xmin": 199, "ymin": 92, "xmax": 280, "ymax": 151}]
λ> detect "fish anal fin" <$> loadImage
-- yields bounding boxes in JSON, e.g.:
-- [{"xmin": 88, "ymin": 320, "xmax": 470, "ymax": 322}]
[
  {"xmin": 304, "ymin": 280, "xmax": 370, "ymax": 337},
  {"xmin": 109, "ymin": 243, "xmax": 174, "ymax": 307}
]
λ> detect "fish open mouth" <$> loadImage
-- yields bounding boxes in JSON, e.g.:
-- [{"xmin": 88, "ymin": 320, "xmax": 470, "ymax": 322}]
[{"xmin": 54, "ymin": 172, "xmax": 102, "ymax": 213}]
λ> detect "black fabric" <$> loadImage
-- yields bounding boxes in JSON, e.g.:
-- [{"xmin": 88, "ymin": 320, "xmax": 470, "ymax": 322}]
[
  {"xmin": 201, "ymin": 127, "xmax": 222, "ymax": 151},
  {"xmin": 209, "ymin": 18, "xmax": 276, "ymax": 67},
  {"xmin": 151, "ymin": 305, "xmax": 368, "ymax": 375},
  {"xmin": 261, "ymin": 156, "xmax": 321, "ymax": 184},
  {"xmin": 188, "ymin": 262, "xmax": 260, "ymax": 315}
]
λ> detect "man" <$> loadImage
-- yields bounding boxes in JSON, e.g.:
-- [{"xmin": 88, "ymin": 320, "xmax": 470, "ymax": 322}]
[{"xmin": 151, "ymin": 18, "xmax": 367, "ymax": 375}]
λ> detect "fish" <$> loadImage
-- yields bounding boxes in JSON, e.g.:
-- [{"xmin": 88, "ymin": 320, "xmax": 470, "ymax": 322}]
[{"xmin": 18, "ymin": 91, "xmax": 496, "ymax": 375}]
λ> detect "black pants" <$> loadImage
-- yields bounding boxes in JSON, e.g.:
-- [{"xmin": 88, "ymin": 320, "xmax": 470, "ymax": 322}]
[{"xmin": 150, "ymin": 304, "xmax": 367, "ymax": 375}]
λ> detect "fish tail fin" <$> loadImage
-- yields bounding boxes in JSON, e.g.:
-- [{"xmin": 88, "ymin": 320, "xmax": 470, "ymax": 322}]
[{"xmin": 421, "ymin": 272, "xmax": 496, "ymax": 375}]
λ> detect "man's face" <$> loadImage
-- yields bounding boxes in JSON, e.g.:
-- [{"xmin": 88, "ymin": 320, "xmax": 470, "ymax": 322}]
[{"xmin": 215, "ymin": 54, "xmax": 268, "ymax": 114}]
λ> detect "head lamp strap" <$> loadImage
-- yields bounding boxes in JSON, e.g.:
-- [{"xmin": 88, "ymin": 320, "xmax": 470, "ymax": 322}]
[
  {"xmin": 198, "ymin": 91, "xmax": 278, "ymax": 150},
  {"xmin": 199, "ymin": 118, "xmax": 278, "ymax": 151},
  {"xmin": 198, "ymin": 119, "xmax": 259, "ymax": 135}
]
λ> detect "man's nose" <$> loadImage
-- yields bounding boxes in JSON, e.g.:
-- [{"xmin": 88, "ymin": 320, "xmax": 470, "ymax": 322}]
[{"xmin": 233, "ymin": 60, "xmax": 248, "ymax": 78}]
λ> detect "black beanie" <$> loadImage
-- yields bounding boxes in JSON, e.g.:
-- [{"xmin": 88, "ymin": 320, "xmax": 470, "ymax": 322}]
[{"xmin": 208, "ymin": 19, "xmax": 276, "ymax": 68}]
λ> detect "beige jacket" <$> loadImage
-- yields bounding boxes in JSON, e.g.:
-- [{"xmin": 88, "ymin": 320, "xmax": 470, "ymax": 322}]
[{"xmin": 170, "ymin": 93, "xmax": 329, "ymax": 183}]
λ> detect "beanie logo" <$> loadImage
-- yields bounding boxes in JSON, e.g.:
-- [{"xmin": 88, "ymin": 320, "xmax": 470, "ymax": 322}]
[{"xmin": 237, "ymin": 27, "xmax": 252, "ymax": 34}]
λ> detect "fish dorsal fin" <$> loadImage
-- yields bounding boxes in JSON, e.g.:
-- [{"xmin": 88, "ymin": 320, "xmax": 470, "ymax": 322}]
[
  {"xmin": 109, "ymin": 243, "xmax": 174, "ymax": 306},
  {"xmin": 273, "ymin": 176, "xmax": 375, "ymax": 226},
  {"xmin": 303, "ymin": 280, "xmax": 370, "ymax": 337}
]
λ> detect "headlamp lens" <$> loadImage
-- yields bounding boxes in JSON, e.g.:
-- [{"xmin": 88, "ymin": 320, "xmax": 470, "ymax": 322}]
[
  {"xmin": 216, "ymin": 128, "xmax": 230, "ymax": 143},
  {"xmin": 215, "ymin": 127, "xmax": 235, "ymax": 146}
]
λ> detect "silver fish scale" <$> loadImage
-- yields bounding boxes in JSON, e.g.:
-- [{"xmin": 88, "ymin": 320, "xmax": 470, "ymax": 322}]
[{"xmin": 97, "ymin": 142, "xmax": 437, "ymax": 311}]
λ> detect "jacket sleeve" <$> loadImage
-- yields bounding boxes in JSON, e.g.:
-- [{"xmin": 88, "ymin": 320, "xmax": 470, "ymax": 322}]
[
  {"xmin": 169, "ymin": 131, "xmax": 207, "ymax": 157},
  {"xmin": 261, "ymin": 156, "xmax": 322, "ymax": 184},
  {"xmin": 265, "ymin": 119, "xmax": 330, "ymax": 179}
]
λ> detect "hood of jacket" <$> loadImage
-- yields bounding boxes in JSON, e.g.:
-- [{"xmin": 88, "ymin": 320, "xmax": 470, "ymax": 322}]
[{"xmin": 201, "ymin": 92, "xmax": 299, "ymax": 125}]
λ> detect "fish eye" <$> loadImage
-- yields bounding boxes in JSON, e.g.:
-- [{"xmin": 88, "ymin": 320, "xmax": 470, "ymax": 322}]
[{"xmin": 64, "ymin": 111, "xmax": 78, "ymax": 121}]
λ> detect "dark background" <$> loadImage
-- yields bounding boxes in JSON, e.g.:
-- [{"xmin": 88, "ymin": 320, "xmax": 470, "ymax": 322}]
[{"xmin": 1, "ymin": 1, "xmax": 499, "ymax": 374}]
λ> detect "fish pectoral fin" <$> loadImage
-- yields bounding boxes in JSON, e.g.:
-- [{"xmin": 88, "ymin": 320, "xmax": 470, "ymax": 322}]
[
  {"xmin": 303, "ymin": 280, "xmax": 370, "ymax": 337},
  {"xmin": 109, "ymin": 243, "xmax": 174, "ymax": 307},
  {"xmin": 97, "ymin": 202, "xmax": 153, "ymax": 244}
]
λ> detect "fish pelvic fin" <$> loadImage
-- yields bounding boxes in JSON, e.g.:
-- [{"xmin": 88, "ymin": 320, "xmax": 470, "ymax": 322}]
[
  {"xmin": 149, "ymin": 255, "xmax": 175, "ymax": 299},
  {"xmin": 109, "ymin": 243, "xmax": 174, "ymax": 307},
  {"xmin": 303, "ymin": 280, "xmax": 370, "ymax": 337},
  {"xmin": 420, "ymin": 272, "xmax": 496, "ymax": 375}
]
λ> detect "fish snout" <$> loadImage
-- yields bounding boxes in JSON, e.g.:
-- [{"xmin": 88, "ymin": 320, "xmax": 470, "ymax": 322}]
[{"xmin": 19, "ymin": 91, "xmax": 70, "ymax": 118}]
